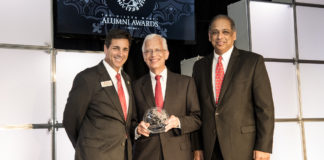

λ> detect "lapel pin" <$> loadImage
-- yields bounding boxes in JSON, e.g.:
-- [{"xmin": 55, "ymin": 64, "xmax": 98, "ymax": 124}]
[{"xmin": 101, "ymin": 80, "xmax": 112, "ymax": 87}]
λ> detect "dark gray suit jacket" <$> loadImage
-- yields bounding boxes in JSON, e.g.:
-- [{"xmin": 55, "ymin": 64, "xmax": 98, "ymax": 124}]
[
  {"xmin": 132, "ymin": 70, "xmax": 201, "ymax": 160},
  {"xmin": 63, "ymin": 61, "xmax": 134, "ymax": 160},
  {"xmin": 192, "ymin": 48, "xmax": 274, "ymax": 160}
]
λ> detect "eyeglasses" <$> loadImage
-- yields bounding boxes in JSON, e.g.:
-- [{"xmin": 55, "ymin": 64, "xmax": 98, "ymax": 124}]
[
  {"xmin": 143, "ymin": 49, "xmax": 165, "ymax": 55},
  {"xmin": 209, "ymin": 30, "xmax": 233, "ymax": 36}
]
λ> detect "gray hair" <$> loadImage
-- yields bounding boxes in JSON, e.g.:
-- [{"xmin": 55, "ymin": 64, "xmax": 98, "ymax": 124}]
[{"xmin": 142, "ymin": 34, "xmax": 168, "ymax": 52}]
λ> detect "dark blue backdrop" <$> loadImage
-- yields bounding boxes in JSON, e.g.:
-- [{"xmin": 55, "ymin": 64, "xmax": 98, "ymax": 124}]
[{"xmin": 56, "ymin": 0, "xmax": 195, "ymax": 41}]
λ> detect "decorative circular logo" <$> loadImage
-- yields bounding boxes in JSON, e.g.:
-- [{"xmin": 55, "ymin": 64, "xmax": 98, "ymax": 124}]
[{"xmin": 117, "ymin": 0, "xmax": 146, "ymax": 12}]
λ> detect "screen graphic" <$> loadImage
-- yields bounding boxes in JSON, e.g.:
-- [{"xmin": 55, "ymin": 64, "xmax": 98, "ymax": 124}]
[{"xmin": 56, "ymin": 0, "xmax": 195, "ymax": 41}]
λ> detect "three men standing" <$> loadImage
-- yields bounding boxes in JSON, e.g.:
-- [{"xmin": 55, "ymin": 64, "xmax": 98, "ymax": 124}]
[{"xmin": 63, "ymin": 15, "xmax": 274, "ymax": 160}]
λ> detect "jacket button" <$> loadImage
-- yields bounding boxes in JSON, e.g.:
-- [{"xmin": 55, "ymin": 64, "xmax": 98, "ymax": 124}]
[
  {"xmin": 215, "ymin": 112, "xmax": 219, "ymax": 116},
  {"xmin": 121, "ymin": 142, "xmax": 125, "ymax": 146}
]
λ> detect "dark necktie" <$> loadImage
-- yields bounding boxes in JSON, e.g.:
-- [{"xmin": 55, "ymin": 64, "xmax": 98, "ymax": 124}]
[
  {"xmin": 215, "ymin": 56, "xmax": 224, "ymax": 104},
  {"xmin": 155, "ymin": 75, "xmax": 163, "ymax": 111},
  {"xmin": 116, "ymin": 73, "xmax": 127, "ymax": 120}
]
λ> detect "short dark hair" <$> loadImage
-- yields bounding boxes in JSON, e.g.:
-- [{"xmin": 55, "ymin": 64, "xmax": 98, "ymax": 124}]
[
  {"xmin": 104, "ymin": 29, "xmax": 132, "ymax": 48},
  {"xmin": 208, "ymin": 14, "xmax": 236, "ymax": 32}
]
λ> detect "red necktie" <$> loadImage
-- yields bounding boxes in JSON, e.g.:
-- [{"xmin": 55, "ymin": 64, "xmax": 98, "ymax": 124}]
[
  {"xmin": 155, "ymin": 75, "xmax": 163, "ymax": 111},
  {"xmin": 215, "ymin": 56, "xmax": 224, "ymax": 104},
  {"xmin": 116, "ymin": 73, "xmax": 127, "ymax": 120}
]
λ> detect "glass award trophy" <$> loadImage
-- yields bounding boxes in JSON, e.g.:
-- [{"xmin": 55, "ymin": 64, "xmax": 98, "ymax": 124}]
[{"xmin": 143, "ymin": 107, "xmax": 169, "ymax": 134}]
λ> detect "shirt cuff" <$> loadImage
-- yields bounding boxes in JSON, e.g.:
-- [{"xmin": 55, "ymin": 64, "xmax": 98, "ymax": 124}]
[
  {"xmin": 134, "ymin": 126, "xmax": 141, "ymax": 140},
  {"xmin": 177, "ymin": 118, "xmax": 181, "ymax": 129}
]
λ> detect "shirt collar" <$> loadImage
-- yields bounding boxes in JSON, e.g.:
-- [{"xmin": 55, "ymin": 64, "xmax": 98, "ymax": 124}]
[
  {"xmin": 150, "ymin": 67, "xmax": 167, "ymax": 81},
  {"xmin": 102, "ymin": 60, "xmax": 121, "ymax": 78},
  {"xmin": 213, "ymin": 46, "xmax": 234, "ymax": 62}
]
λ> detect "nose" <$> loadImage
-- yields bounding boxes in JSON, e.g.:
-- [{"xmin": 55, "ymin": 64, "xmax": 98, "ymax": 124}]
[
  {"xmin": 217, "ymin": 33, "xmax": 223, "ymax": 39},
  {"xmin": 116, "ymin": 50, "xmax": 122, "ymax": 56},
  {"xmin": 119, "ymin": 50, "xmax": 128, "ymax": 56},
  {"xmin": 151, "ymin": 51, "xmax": 159, "ymax": 56}
]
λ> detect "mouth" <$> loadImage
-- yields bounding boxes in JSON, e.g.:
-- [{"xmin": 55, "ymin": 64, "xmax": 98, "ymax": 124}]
[
  {"xmin": 216, "ymin": 41, "xmax": 225, "ymax": 46},
  {"xmin": 114, "ymin": 56, "xmax": 123, "ymax": 62},
  {"xmin": 149, "ymin": 58, "xmax": 159, "ymax": 63}
]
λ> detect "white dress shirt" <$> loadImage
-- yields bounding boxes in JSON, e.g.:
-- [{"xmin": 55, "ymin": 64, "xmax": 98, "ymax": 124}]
[
  {"xmin": 103, "ymin": 60, "xmax": 129, "ymax": 112},
  {"xmin": 211, "ymin": 46, "xmax": 233, "ymax": 102}
]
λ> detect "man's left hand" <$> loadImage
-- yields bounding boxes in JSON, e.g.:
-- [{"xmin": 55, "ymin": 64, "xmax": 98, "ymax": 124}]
[
  {"xmin": 164, "ymin": 115, "xmax": 180, "ymax": 132},
  {"xmin": 253, "ymin": 150, "xmax": 271, "ymax": 160}
]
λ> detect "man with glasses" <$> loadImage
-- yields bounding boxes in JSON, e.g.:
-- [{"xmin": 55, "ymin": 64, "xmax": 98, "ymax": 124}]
[{"xmin": 132, "ymin": 33, "xmax": 201, "ymax": 160}]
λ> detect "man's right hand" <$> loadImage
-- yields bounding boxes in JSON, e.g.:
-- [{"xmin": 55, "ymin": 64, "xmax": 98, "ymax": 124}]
[
  {"xmin": 137, "ymin": 121, "xmax": 150, "ymax": 137},
  {"xmin": 194, "ymin": 150, "xmax": 204, "ymax": 160}
]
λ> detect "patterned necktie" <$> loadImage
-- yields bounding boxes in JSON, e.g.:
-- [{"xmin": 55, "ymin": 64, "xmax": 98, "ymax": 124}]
[
  {"xmin": 155, "ymin": 75, "xmax": 163, "ymax": 111},
  {"xmin": 215, "ymin": 56, "xmax": 224, "ymax": 104},
  {"xmin": 116, "ymin": 73, "xmax": 127, "ymax": 120}
]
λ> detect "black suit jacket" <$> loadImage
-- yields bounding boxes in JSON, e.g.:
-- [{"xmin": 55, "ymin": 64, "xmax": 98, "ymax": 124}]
[
  {"xmin": 192, "ymin": 48, "xmax": 274, "ymax": 160},
  {"xmin": 132, "ymin": 70, "xmax": 201, "ymax": 160},
  {"xmin": 63, "ymin": 61, "xmax": 134, "ymax": 160}
]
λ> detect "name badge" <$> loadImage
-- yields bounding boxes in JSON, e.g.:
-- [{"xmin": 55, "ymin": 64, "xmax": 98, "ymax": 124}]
[{"xmin": 101, "ymin": 80, "xmax": 112, "ymax": 87}]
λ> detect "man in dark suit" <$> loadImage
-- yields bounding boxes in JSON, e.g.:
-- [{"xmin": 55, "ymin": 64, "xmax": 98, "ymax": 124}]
[
  {"xmin": 192, "ymin": 15, "xmax": 275, "ymax": 160},
  {"xmin": 132, "ymin": 34, "xmax": 201, "ymax": 160},
  {"xmin": 63, "ymin": 29, "xmax": 134, "ymax": 160}
]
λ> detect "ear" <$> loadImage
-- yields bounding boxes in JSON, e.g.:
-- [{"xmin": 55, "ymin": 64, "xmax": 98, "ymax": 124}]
[
  {"xmin": 208, "ymin": 32, "xmax": 212, "ymax": 42},
  {"xmin": 164, "ymin": 50, "xmax": 170, "ymax": 60},
  {"xmin": 104, "ymin": 44, "xmax": 108, "ymax": 52},
  {"xmin": 233, "ymin": 31, "xmax": 237, "ymax": 41},
  {"xmin": 142, "ymin": 52, "xmax": 146, "ymax": 60}
]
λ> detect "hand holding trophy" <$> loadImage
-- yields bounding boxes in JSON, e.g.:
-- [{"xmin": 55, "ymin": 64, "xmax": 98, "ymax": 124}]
[{"xmin": 137, "ymin": 121, "xmax": 150, "ymax": 137}]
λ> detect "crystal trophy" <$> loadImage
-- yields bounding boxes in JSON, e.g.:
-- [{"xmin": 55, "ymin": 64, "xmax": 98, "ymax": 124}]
[{"xmin": 143, "ymin": 107, "xmax": 169, "ymax": 134}]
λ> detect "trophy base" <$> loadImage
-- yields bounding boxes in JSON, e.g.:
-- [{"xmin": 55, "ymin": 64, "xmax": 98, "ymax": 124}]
[{"xmin": 147, "ymin": 125, "xmax": 166, "ymax": 134}]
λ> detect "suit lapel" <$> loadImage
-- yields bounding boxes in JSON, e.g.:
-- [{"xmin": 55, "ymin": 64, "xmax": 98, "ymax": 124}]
[
  {"xmin": 141, "ymin": 74, "xmax": 155, "ymax": 108},
  {"xmin": 205, "ymin": 54, "xmax": 217, "ymax": 108},
  {"xmin": 97, "ymin": 61, "xmax": 126, "ymax": 122},
  {"xmin": 163, "ymin": 70, "xmax": 176, "ymax": 112},
  {"xmin": 218, "ymin": 48, "xmax": 240, "ymax": 104}
]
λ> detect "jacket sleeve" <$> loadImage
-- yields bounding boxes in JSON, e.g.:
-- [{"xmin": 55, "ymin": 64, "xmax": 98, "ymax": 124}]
[
  {"xmin": 130, "ymin": 82, "xmax": 139, "ymax": 143},
  {"xmin": 252, "ymin": 56, "xmax": 275, "ymax": 153},
  {"xmin": 63, "ymin": 73, "xmax": 92, "ymax": 148},
  {"xmin": 177, "ymin": 77, "xmax": 201, "ymax": 135},
  {"xmin": 190, "ymin": 62, "xmax": 203, "ymax": 151}
]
